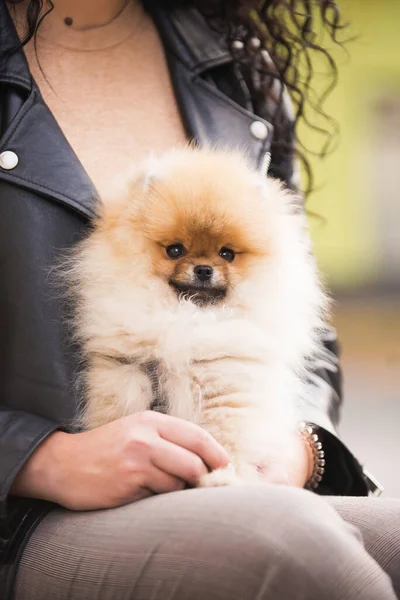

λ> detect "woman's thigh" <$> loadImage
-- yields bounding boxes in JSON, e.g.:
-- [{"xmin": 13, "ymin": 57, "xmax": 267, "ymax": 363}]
[
  {"xmin": 327, "ymin": 496, "xmax": 400, "ymax": 596},
  {"xmin": 15, "ymin": 485, "xmax": 397, "ymax": 600}
]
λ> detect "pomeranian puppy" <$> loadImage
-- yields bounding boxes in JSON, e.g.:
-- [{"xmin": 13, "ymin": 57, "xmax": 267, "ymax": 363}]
[{"xmin": 69, "ymin": 146, "xmax": 327, "ymax": 487}]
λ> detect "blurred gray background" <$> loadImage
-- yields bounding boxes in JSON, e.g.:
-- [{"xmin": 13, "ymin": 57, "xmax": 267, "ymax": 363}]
[{"xmin": 335, "ymin": 298, "xmax": 400, "ymax": 497}]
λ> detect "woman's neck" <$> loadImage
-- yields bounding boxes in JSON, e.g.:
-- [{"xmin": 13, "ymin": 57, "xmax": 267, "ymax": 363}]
[{"xmin": 49, "ymin": 0, "xmax": 133, "ymax": 30}]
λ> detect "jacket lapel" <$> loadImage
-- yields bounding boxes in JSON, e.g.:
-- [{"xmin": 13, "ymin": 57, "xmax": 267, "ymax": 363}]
[
  {"xmin": 0, "ymin": 84, "xmax": 99, "ymax": 219},
  {"xmin": 149, "ymin": 1, "xmax": 274, "ymax": 169},
  {"xmin": 165, "ymin": 57, "xmax": 273, "ymax": 169}
]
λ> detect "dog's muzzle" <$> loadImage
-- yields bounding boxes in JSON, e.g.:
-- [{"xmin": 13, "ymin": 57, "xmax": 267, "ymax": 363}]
[{"xmin": 168, "ymin": 279, "xmax": 227, "ymax": 306}]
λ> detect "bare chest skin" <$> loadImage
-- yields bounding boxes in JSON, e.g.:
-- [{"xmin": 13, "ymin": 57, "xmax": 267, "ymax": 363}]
[{"xmin": 13, "ymin": 1, "xmax": 187, "ymax": 198}]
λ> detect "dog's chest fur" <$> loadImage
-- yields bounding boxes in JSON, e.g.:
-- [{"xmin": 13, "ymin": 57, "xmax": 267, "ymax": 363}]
[{"xmin": 111, "ymin": 356, "xmax": 184, "ymax": 415}]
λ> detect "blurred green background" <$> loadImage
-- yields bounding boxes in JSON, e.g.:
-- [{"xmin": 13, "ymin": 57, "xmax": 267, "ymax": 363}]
[{"xmin": 303, "ymin": 0, "xmax": 400, "ymax": 496}]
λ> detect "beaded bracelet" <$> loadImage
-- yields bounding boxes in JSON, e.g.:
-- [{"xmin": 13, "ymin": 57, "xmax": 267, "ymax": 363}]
[{"xmin": 299, "ymin": 422, "xmax": 326, "ymax": 491}]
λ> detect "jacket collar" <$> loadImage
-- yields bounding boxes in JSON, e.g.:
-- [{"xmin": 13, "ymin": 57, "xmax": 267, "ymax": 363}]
[
  {"xmin": 144, "ymin": 0, "xmax": 233, "ymax": 75},
  {"xmin": 0, "ymin": 1, "xmax": 273, "ymax": 220}
]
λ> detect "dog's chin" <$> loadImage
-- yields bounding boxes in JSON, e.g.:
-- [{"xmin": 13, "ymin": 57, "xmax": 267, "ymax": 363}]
[{"xmin": 168, "ymin": 280, "xmax": 227, "ymax": 307}]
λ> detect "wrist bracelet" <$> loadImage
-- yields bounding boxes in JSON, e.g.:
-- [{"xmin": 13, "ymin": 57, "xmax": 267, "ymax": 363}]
[{"xmin": 299, "ymin": 422, "xmax": 325, "ymax": 491}]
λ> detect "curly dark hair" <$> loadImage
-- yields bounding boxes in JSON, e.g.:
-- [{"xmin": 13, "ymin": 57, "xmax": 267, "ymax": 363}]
[{"xmin": 2, "ymin": 0, "xmax": 348, "ymax": 195}]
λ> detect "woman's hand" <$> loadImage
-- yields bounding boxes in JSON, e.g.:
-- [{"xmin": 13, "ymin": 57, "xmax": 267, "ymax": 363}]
[{"xmin": 11, "ymin": 411, "xmax": 231, "ymax": 511}]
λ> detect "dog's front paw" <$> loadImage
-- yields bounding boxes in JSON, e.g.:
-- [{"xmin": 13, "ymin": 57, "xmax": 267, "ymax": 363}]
[{"xmin": 198, "ymin": 464, "xmax": 243, "ymax": 488}]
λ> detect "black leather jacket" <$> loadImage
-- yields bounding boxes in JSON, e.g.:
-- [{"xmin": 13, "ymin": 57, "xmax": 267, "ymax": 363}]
[{"xmin": 0, "ymin": 1, "xmax": 376, "ymax": 597}]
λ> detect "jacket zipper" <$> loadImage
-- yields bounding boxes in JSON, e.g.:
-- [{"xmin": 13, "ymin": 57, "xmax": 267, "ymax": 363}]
[{"xmin": 261, "ymin": 151, "xmax": 271, "ymax": 176}]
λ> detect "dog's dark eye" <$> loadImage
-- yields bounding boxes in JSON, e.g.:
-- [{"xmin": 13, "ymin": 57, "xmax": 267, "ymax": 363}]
[
  {"xmin": 219, "ymin": 247, "xmax": 235, "ymax": 263},
  {"xmin": 166, "ymin": 243, "xmax": 186, "ymax": 260}
]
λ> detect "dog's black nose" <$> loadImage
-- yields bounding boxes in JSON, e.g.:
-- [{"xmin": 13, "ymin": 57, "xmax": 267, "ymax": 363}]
[{"xmin": 194, "ymin": 265, "xmax": 213, "ymax": 282}]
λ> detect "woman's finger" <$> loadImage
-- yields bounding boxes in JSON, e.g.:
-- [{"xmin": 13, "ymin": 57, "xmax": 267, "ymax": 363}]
[
  {"xmin": 129, "ymin": 486, "xmax": 155, "ymax": 503},
  {"xmin": 136, "ymin": 411, "xmax": 231, "ymax": 472},
  {"xmin": 143, "ymin": 465, "xmax": 186, "ymax": 495},
  {"xmin": 150, "ymin": 436, "xmax": 210, "ymax": 486}
]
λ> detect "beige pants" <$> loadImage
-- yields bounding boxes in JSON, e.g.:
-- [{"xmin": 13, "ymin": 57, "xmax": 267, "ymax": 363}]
[{"xmin": 15, "ymin": 485, "xmax": 400, "ymax": 600}]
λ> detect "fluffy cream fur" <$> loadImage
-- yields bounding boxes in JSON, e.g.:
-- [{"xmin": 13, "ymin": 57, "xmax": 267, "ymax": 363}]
[{"xmin": 69, "ymin": 146, "xmax": 328, "ymax": 487}]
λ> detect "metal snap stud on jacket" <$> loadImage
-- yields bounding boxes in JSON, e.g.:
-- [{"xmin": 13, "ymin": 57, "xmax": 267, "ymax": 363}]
[
  {"xmin": 0, "ymin": 150, "xmax": 19, "ymax": 170},
  {"xmin": 249, "ymin": 37, "xmax": 261, "ymax": 49},
  {"xmin": 231, "ymin": 39, "xmax": 244, "ymax": 51},
  {"xmin": 249, "ymin": 120, "xmax": 268, "ymax": 141}
]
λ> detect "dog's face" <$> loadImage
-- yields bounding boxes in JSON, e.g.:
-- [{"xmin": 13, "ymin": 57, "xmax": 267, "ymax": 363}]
[
  {"xmin": 150, "ymin": 225, "xmax": 242, "ymax": 306},
  {"xmin": 132, "ymin": 149, "xmax": 273, "ymax": 307}
]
